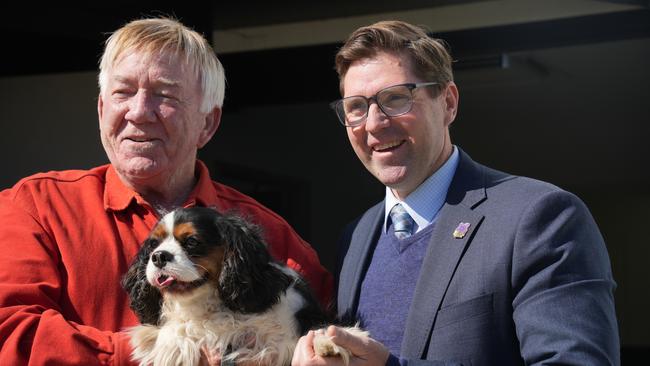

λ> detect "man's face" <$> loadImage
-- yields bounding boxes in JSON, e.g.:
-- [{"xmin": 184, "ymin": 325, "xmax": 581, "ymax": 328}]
[
  {"xmin": 342, "ymin": 51, "xmax": 458, "ymax": 200},
  {"xmin": 98, "ymin": 49, "xmax": 220, "ymax": 188}
]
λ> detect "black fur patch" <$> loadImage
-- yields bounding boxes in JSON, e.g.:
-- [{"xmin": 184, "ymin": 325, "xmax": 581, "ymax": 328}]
[
  {"xmin": 121, "ymin": 237, "xmax": 163, "ymax": 325},
  {"xmin": 122, "ymin": 207, "xmax": 332, "ymax": 329}
]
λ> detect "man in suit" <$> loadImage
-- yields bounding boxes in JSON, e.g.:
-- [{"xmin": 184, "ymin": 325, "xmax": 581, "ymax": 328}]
[{"xmin": 292, "ymin": 20, "xmax": 619, "ymax": 366}]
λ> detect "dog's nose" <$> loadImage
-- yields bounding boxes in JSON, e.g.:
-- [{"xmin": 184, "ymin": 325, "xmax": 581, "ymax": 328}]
[{"xmin": 151, "ymin": 250, "xmax": 173, "ymax": 268}]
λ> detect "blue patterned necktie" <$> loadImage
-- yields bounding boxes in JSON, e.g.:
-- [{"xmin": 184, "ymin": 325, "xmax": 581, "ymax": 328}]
[{"xmin": 389, "ymin": 203, "xmax": 414, "ymax": 239}]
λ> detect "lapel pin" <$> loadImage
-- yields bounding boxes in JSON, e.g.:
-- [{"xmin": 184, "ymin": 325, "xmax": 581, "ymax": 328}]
[{"xmin": 453, "ymin": 222, "xmax": 471, "ymax": 239}]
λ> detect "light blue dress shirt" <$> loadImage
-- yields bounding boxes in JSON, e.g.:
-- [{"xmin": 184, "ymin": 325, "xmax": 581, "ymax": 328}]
[{"xmin": 384, "ymin": 145, "xmax": 459, "ymax": 234}]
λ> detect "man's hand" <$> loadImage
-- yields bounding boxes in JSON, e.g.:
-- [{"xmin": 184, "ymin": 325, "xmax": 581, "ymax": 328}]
[
  {"xmin": 200, "ymin": 346, "xmax": 222, "ymax": 366},
  {"xmin": 199, "ymin": 348, "xmax": 261, "ymax": 366},
  {"xmin": 292, "ymin": 326, "xmax": 390, "ymax": 366}
]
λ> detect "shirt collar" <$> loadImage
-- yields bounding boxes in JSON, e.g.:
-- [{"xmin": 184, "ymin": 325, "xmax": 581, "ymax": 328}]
[
  {"xmin": 383, "ymin": 145, "xmax": 460, "ymax": 233},
  {"xmin": 187, "ymin": 160, "xmax": 220, "ymax": 207},
  {"xmin": 103, "ymin": 160, "xmax": 219, "ymax": 212},
  {"xmin": 104, "ymin": 165, "xmax": 136, "ymax": 212}
]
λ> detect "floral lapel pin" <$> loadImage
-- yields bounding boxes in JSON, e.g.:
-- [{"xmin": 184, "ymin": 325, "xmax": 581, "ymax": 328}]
[{"xmin": 453, "ymin": 222, "xmax": 471, "ymax": 239}]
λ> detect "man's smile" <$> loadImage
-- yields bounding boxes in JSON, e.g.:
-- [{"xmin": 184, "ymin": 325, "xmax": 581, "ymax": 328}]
[{"xmin": 373, "ymin": 140, "xmax": 405, "ymax": 152}]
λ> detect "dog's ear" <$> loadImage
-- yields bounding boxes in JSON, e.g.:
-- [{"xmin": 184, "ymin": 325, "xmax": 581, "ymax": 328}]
[
  {"xmin": 122, "ymin": 238, "xmax": 162, "ymax": 325},
  {"xmin": 216, "ymin": 214, "xmax": 292, "ymax": 314}
]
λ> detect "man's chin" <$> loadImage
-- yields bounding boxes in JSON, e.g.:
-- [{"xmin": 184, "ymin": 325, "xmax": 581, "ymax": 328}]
[
  {"xmin": 374, "ymin": 167, "xmax": 422, "ymax": 199},
  {"xmin": 373, "ymin": 166, "xmax": 408, "ymax": 185},
  {"xmin": 114, "ymin": 158, "xmax": 165, "ymax": 181}
]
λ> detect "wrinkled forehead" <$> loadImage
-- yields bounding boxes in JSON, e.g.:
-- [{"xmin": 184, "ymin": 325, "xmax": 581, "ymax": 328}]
[
  {"xmin": 105, "ymin": 48, "xmax": 202, "ymax": 97},
  {"xmin": 118, "ymin": 47, "xmax": 195, "ymax": 73},
  {"xmin": 341, "ymin": 51, "xmax": 416, "ymax": 95},
  {"xmin": 342, "ymin": 51, "xmax": 416, "ymax": 97}
]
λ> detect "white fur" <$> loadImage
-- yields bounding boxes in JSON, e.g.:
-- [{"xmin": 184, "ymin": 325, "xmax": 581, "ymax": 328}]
[
  {"xmin": 270, "ymin": 262, "xmax": 299, "ymax": 277},
  {"xmin": 129, "ymin": 284, "xmax": 304, "ymax": 366},
  {"xmin": 130, "ymin": 211, "xmax": 361, "ymax": 365},
  {"xmin": 145, "ymin": 213, "xmax": 202, "ymax": 285}
]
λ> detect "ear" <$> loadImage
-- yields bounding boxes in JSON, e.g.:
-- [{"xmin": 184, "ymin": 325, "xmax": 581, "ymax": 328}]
[
  {"xmin": 122, "ymin": 238, "xmax": 163, "ymax": 325},
  {"xmin": 442, "ymin": 82, "xmax": 459, "ymax": 127},
  {"xmin": 197, "ymin": 107, "xmax": 222, "ymax": 148},
  {"xmin": 216, "ymin": 214, "xmax": 291, "ymax": 313},
  {"xmin": 97, "ymin": 93, "xmax": 104, "ymax": 122}
]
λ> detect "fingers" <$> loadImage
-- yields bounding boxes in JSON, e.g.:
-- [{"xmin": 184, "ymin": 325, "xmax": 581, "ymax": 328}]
[
  {"xmin": 325, "ymin": 326, "xmax": 390, "ymax": 365},
  {"xmin": 294, "ymin": 329, "xmax": 351, "ymax": 366},
  {"xmin": 292, "ymin": 330, "xmax": 316, "ymax": 366},
  {"xmin": 326, "ymin": 327, "xmax": 362, "ymax": 354},
  {"xmin": 200, "ymin": 345, "xmax": 221, "ymax": 366}
]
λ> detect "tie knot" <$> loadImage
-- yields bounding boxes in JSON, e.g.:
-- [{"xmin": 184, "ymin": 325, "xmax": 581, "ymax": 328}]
[{"xmin": 390, "ymin": 203, "xmax": 414, "ymax": 239}]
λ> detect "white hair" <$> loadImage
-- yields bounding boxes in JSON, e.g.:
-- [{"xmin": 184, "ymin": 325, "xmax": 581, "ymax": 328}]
[{"xmin": 98, "ymin": 17, "xmax": 225, "ymax": 112}]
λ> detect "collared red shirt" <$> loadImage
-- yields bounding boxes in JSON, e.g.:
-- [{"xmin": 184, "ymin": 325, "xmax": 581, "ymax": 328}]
[
  {"xmin": 384, "ymin": 145, "xmax": 460, "ymax": 234},
  {"xmin": 0, "ymin": 161, "xmax": 333, "ymax": 365}
]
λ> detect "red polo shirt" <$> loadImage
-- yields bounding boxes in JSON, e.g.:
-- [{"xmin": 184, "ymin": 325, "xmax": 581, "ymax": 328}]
[{"xmin": 0, "ymin": 161, "xmax": 333, "ymax": 365}]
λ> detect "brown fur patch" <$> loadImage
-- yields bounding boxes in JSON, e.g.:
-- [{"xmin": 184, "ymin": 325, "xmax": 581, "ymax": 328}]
[
  {"xmin": 195, "ymin": 246, "xmax": 226, "ymax": 283},
  {"xmin": 173, "ymin": 222, "xmax": 196, "ymax": 241},
  {"xmin": 150, "ymin": 223, "xmax": 168, "ymax": 241}
]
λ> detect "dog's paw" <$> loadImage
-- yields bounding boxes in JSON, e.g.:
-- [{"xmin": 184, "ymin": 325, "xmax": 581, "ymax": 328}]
[
  {"xmin": 313, "ymin": 326, "xmax": 369, "ymax": 366},
  {"xmin": 314, "ymin": 332, "xmax": 351, "ymax": 365}
]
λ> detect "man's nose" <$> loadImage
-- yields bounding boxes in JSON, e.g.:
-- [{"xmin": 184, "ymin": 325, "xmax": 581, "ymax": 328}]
[
  {"xmin": 364, "ymin": 102, "xmax": 390, "ymax": 132},
  {"xmin": 151, "ymin": 250, "xmax": 174, "ymax": 268},
  {"xmin": 125, "ymin": 91, "xmax": 156, "ymax": 123}
]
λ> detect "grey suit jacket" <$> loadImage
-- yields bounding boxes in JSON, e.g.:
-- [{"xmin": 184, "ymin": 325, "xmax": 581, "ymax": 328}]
[{"xmin": 337, "ymin": 149, "xmax": 619, "ymax": 366}]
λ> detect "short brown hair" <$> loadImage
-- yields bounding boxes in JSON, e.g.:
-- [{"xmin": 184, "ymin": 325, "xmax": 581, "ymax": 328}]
[{"xmin": 335, "ymin": 20, "xmax": 453, "ymax": 94}]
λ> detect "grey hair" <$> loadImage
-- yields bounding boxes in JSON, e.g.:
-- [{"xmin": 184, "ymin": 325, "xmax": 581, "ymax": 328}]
[{"xmin": 98, "ymin": 17, "xmax": 225, "ymax": 112}]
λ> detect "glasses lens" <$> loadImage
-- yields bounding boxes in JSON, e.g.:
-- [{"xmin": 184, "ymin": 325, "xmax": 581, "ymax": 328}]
[
  {"xmin": 377, "ymin": 85, "xmax": 412, "ymax": 116},
  {"xmin": 341, "ymin": 97, "xmax": 368, "ymax": 125}
]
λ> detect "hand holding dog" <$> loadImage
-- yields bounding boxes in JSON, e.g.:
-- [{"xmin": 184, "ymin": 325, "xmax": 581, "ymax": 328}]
[
  {"xmin": 292, "ymin": 326, "xmax": 389, "ymax": 366},
  {"xmin": 199, "ymin": 346, "xmax": 260, "ymax": 366}
]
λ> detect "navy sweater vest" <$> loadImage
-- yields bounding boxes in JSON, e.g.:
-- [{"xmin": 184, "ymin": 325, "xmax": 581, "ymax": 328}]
[{"xmin": 357, "ymin": 222, "xmax": 436, "ymax": 355}]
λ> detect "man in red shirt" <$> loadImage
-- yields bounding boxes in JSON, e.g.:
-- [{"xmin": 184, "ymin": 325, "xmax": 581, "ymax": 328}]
[{"xmin": 0, "ymin": 17, "xmax": 333, "ymax": 365}]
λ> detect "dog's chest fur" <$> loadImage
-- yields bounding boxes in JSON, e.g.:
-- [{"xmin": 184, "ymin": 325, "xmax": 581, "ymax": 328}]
[{"xmin": 129, "ymin": 284, "xmax": 306, "ymax": 366}]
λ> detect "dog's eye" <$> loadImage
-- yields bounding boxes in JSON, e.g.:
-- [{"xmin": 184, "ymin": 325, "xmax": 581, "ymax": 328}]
[{"xmin": 183, "ymin": 236, "xmax": 200, "ymax": 248}]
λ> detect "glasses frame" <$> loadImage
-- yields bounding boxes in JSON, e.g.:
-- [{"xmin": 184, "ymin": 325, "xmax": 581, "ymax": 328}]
[{"xmin": 330, "ymin": 82, "xmax": 440, "ymax": 127}]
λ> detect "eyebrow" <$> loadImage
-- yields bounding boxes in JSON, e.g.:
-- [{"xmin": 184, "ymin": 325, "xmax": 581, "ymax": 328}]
[
  {"xmin": 112, "ymin": 75, "xmax": 181, "ymax": 89},
  {"xmin": 155, "ymin": 77, "xmax": 182, "ymax": 89}
]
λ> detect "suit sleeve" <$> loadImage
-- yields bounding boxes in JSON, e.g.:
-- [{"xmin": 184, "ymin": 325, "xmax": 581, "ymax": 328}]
[
  {"xmin": 0, "ymin": 197, "xmax": 135, "ymax": 366},
  {"xmin": 511, "ymin": 190, "xmax": 620, "ymax": 365}
]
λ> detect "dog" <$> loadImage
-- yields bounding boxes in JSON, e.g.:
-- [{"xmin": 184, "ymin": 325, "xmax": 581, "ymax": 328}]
[{"xmin": 122, "ymin": 207, "xmax": 365, "ymax": 366}]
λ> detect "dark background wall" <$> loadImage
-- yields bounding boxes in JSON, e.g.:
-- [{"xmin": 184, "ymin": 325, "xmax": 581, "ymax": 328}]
[{"xmin": 1, "ymin": 1, "xmax": 648, "ymax": 361}]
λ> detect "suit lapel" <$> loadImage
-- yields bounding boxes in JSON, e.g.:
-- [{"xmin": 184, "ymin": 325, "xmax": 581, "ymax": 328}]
[
  {"xmin": 400, "ymin": 204, "xmax": 484, "ymax": 357},
  {"xmin": 337, "ymin": 202, "xmax": 383, "ymax": 317},
  {"xmin": 400, "ymin": 149, "xmax": 488, "ymax": 358}
]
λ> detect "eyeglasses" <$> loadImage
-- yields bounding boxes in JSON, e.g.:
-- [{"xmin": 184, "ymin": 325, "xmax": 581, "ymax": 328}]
[{"xmin": 330, "ymin": 82, "xmax": 440, "ymax": 127}]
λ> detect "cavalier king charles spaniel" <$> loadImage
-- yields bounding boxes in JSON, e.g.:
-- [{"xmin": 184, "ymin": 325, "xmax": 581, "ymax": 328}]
[{"xmin": 122, "ymin": 207, "xmax": 364, "ymax": 366}]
